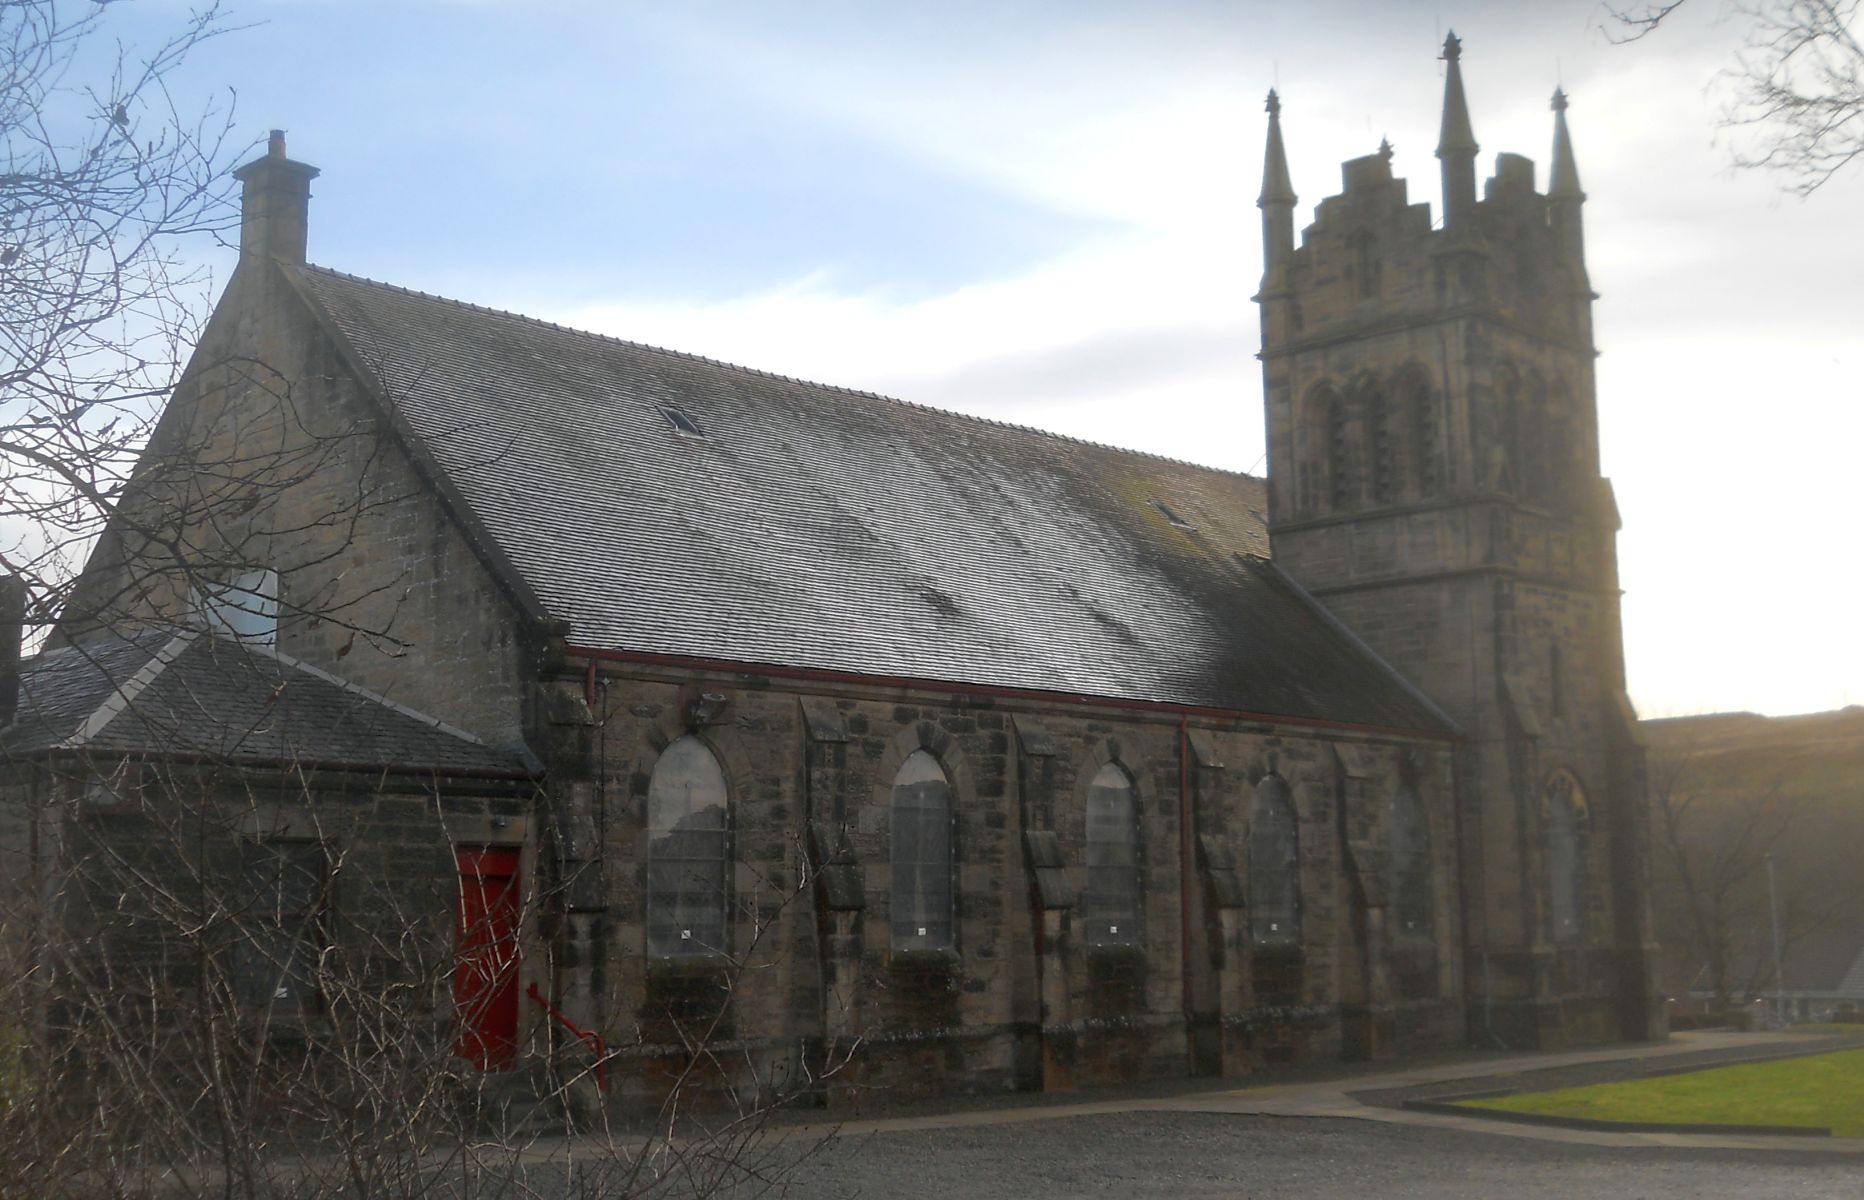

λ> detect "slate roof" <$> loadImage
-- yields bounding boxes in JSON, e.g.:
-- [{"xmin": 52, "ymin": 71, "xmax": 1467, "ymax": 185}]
[
  {"xmin": 2, "ymin": 628, "xmax": 533, "ymax": 777},
  {"xmin": 290, "ymin": 265, "xmax": 1453, "ymax": 734},
  {"xmin": 1774, "ymin": 929, "xmax": 1864, "ymax": 996}
]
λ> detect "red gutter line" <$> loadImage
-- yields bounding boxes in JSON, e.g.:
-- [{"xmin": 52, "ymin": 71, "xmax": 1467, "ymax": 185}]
[{"xmin": 563, "ymin": 643, "xmax": 1458, "ymax": 743}]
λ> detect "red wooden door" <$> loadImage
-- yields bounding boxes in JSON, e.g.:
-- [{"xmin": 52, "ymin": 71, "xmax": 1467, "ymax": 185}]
[{"xmin": 453, "ymin": 846, "xmax": 521, "ymax": 1069}]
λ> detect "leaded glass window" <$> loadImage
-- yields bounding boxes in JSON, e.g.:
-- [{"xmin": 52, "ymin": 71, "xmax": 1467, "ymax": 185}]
[
  {"xmin": 1390, "ymin": 781, "xmax": 1434, "ymax": 942},
  {"xmin": 1544, "ymin": 769, "xmax": 1588, "ymax": 943},
  {"xmin": 646, "ymin": 735, "xmax": 730, "ymax": 956},
  {"xmin": 1250, "ymin": 776, "xmax": 1301, "ymax": 945},
  {"xmin": 1082, "ymin": 763, "xmax": 1140, "ymax": 946},
  {"xmin": 890, "ymin": 750, "xmax": 954, "ymax": 951}
]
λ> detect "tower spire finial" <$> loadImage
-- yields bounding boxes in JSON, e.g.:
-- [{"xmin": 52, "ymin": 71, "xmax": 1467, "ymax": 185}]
[
  {"xmin": 1435, "ymin": 31, "xmax": 1479, "ymax": 228},
  {"xmin": 1258, "ymin": 88, "xmax": 1297, "ymax": 209},
  {"xmin": 1549, "ymin": 87, "xmax": 1583, "ymax": 199}
]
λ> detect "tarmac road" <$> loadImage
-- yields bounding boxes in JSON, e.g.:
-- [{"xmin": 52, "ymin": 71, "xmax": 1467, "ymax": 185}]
[{"xmin": 767, "ymin": 1110, "xmax": 1862, "ymax": 1200}]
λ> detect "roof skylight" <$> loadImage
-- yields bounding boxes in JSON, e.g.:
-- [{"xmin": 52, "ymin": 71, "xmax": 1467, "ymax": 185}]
[
  {"xmin": 1153, "ymin": 500, "xmax": 1194, "ymax": 530},
  {"xmin": 661, "ymin": 405, "xmax": 705, "ymax": 438}
]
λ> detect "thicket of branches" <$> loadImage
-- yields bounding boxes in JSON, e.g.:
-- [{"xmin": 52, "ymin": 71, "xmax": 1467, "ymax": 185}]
[
  {"xmin": 0, "ymin": 741, "xmax": 835, "ymax": 1199},
  {"xmin": 1647, "ymin": 733, "xmax": 1864, "ymax": 1013},
  {"xmin": 1, "ymin": 0, "xmax": 242, "ymax": 630},
  {"xmin": 1609, "ymin": 0, "xmax": 1864, "ymax": 193},
  {"xmin": 0, "ymin": 5, "xmax": 841, "ymax": 1195}
]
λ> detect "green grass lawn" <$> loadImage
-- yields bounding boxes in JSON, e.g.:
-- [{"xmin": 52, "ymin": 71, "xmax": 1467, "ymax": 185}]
[{"xmin": 1462, "ymin": 1048, "xmax": 1864, "ymax": 1136}]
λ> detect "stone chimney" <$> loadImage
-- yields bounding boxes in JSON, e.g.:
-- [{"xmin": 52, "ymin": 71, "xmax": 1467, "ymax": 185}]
[
  {"xmin": 0, "ymin": 575, "xmax": 24, "ymax": 728},
  {"xmin": 231, "ymin": 129, "xmax": 320, "ymax": 264}
]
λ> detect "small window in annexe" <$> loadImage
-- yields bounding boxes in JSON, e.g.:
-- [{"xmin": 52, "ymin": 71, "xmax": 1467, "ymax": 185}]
[
  {"xmin": 1250, "ymin": 775, "xmax": 1301, "ymax": 945},
  {"xmin": 646, "ymin": 735, "xmax": 731, "ymax": 956},
  {"xmin": 890, "ymin": 749, "xmax": 954, "ymax": 951},
  {"xmin": 234, "ymin": 840, "xmax": 329, "ymax": 1015},
  {"xmin": 1082, "ymin": 763, "xmax": 1140, "ymax": 946}
]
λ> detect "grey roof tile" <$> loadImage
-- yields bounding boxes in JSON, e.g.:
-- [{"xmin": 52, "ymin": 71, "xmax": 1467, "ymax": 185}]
[{"xmin": 293, "ymin": 265, "xmax": 1450, "ymax": 734}]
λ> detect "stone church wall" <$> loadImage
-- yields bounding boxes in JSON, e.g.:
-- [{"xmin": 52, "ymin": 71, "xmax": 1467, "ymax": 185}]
[{"xmin": 547, "ymin": 661, "xmax": 1464, "ymax": 1110}]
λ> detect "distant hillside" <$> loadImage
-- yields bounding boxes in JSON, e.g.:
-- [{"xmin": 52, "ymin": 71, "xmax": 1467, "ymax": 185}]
[{"xmin": 1643, "ymin": 706, "xmax": 1864, "ymax": 803}]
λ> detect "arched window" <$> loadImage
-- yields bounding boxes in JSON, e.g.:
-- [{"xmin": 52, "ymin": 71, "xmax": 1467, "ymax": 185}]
[
  {"xmin": 1250, "ymin": 775, "xmax": 1301, "ymax": 946},
  {"xmin": 1544, "ymin": 770, "xmax": 1588, "ymax": 943},
  {"xmin": 645, "ymin": 736, "xmax": 730, "ymax": 956},
  {"xmin": 1299, "ymin": 383, "xmax": 1342, "ymax": 513},
  {"xmin": 891, "ymin": 749, "xmax": 954, "ymax": 951},
  {"xmin": 1390, "ymin": 781, "xmax": 1433, "ymax": 942},
  {"xmin": 1082, "ymin": 762, "xmax": 1140, "ymax": 946}
]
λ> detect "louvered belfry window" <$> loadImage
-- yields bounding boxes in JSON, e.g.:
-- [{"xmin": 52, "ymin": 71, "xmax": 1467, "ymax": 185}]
[
  {"xmin": 890, "ymin": 750, "xmax": 954, "ymax": 951},
  {"xmin": 1250, "ymin": 775, "xmax": 1301, "ymax": 946},
  {"xmin": 1082, "ymin": 763, "xmax": 1141, "ymax": 946},
  {"xmin": 646, "ymin": 735, "xmax": 730, "ymax": 957}
]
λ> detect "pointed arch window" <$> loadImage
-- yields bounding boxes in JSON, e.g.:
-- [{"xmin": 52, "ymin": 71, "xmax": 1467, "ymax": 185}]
[
  {"xmin": 1083, "ymin": 763, "xmax": 1140, "ymax": 946},
  {"xmin": 891, "ymin": 749, "xmax": 954, "ymax": 951},
  {"xmin": 1250, "ymin": 775, "xmax": 1301, "ymax": 946},
  {"xmin": 646, "ymin": 736, "xmax": 730, "ymax": 957},
  {"xmin": 1544, "ymin": 769, "xmax": 1589, "ymax": 944},
  {"xmin": 1390, "ymin": 781, "xmax": 1434, "ymax": 942},
  {"xmin": 1299, "ymin": 384, "xmax": 1343, "ymax": 514}
]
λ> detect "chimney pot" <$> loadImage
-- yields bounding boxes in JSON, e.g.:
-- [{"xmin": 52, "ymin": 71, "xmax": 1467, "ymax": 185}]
[{"xmin": 232, "ymin": 130, "xmax": 320, "ymax": 264}]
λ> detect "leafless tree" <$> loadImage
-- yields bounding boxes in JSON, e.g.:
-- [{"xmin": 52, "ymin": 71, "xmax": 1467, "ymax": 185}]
[
  {"xmin": 1648, "ymin": 735, "xmax": 1864, "ymax": 1011},
  {"xmin": 0, "ymin": 8, "xmax": 847, "ymax": 1193},
  {"xmin": 2, "ymin": 0, "xmax": 244, "ymax": 629},
  {"xmin": 1606, "ymin": 1, "xmax": 1864, "ymax": 193},
  {"xmin": 1, "ymin": 731, "xmax": 845, "ymax": 1198}
]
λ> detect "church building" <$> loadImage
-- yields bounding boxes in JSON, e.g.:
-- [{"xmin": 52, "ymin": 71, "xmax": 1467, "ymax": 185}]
[{"xmin": 3, "ymin": 38, "xmax": 1662, "ymax": 1110}]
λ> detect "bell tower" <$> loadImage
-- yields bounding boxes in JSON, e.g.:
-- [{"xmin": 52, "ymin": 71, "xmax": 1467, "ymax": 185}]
[{"xmin": 1257, "ymin": 36, "xmax": 1662, "ymax": 1048}]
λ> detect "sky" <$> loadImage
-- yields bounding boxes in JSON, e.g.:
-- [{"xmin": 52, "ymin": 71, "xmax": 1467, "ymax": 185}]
[{"xmin": 114, "ymin": 0, "xmax": 1863, "ymax": 719}]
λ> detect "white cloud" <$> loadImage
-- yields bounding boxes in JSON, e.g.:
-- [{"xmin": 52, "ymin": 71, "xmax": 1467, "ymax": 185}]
[{"xmin": 554, "ymin": 2, "xmax": 1863, "ymax": 717}]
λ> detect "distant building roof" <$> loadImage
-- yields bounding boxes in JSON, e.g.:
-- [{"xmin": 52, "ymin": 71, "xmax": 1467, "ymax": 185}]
[
  {"xmin": 2, "ymin": 628, "xmax": 534, "ymax": 778},
  {"xmin": 289, "ymin": 265, "xmax": 1453, "ymax": 735}
]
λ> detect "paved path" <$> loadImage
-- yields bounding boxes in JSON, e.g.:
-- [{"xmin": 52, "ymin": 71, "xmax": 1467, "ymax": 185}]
[
  {"xmin": 796, "ymin": 1029, "xmax": 1864, "ymax": 1154},
  {"xmin": 487, "ymin": 1032, "xmax": 1864, "ymax": 1197}
]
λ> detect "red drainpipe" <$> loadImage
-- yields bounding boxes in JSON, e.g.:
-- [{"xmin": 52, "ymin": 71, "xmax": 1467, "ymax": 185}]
[
  {"xmin": 526, "ymin": 982, "xmax": 607, "ymax": 1093},
  {"xmin": 1178, "ymin": 715, "xmax": 1194, "ymax": 1048}
]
